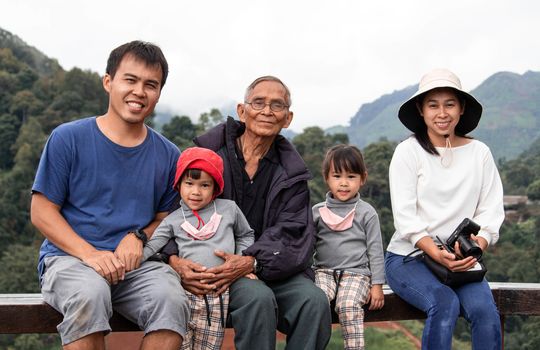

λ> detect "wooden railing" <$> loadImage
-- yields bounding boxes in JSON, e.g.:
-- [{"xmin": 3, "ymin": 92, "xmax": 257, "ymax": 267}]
[{"xmin": 1, "ymin": 282, "xmax": 539, "ymax": 348}]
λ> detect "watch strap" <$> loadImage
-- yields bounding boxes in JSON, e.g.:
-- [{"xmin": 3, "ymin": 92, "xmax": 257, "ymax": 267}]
[{"xmin": 131, "ymin": 229, "xmax": 148, "ymax": 245}]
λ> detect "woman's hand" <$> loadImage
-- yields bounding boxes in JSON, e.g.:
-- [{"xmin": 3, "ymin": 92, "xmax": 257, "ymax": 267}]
[
  {"xmin": 416, "ymin": 236, "xmax": 478, "ymax": 272},
  {"xmin": 470, "ymin": 234, "xmax": 488, "ymax": 251},
  {"xmin": 435, "ymin": 247, "xmax": 477, "ymax": 272}
]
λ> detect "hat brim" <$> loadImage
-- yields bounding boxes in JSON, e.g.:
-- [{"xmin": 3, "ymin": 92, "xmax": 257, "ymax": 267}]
[{"xmin": 398, "ymin": 87, "xmax": 482, "ymax": 135}]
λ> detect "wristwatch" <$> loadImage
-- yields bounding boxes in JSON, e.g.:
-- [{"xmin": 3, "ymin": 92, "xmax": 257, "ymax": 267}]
[
  {"xmin": 130, "ymin": 229, "xmax": 148, "ymax": 245},
  {"xmin": 252, "ymin": 258, "xmax": 262, "ymax": 274}
]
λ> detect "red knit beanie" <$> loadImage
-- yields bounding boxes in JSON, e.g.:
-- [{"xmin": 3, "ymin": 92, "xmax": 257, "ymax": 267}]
[{"xmin": 173, "ymin": 147, "xmax": 225, "ymax": 198}]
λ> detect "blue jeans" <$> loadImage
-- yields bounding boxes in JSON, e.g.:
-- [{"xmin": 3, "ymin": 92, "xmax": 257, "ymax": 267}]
[{"xmin": 385, "ymin": 252, "xmax": 501, "ymax": 350}]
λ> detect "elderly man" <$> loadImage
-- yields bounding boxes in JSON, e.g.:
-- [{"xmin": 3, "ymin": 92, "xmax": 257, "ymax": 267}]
[{"xmin": 169, "ymin": 76, "xmax": 331, "ymax": 349}]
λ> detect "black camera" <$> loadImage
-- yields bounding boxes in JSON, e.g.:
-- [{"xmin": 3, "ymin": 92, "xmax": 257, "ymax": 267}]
[{"xmin": 445, "ymin": 218, "xmax": 483, "ymax": 260}]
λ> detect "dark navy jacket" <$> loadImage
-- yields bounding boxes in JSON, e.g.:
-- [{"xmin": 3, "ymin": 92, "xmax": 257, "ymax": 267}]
[{"xmin": 194, "ymin": 117, "xmax": 316, "ymax": 281}]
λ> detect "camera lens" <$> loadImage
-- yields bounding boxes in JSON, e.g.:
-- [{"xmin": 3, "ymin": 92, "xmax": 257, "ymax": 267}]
[{"xmin": 457, "ymin": 236, "xmax": 482, "ymax": 259}]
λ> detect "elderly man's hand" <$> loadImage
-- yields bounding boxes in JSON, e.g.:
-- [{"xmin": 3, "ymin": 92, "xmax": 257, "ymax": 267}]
[
  {"xmin": 169, "ymin": 255, "xmax": 217, "ymax": 297},
  {"xmin": 205, "ymin": 251, "xmax": 255, "ymax": 295}
]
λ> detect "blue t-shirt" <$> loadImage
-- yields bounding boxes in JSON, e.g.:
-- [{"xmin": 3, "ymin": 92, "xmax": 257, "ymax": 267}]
[{"xmin": 33, "ymin": 117, "xmax": 180, "ymax": 276}]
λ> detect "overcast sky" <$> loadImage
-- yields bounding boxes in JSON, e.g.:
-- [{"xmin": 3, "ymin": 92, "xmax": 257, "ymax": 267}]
[{"xmin": 1, "ymin": 0, "xmax": 539, "ymax": 132}]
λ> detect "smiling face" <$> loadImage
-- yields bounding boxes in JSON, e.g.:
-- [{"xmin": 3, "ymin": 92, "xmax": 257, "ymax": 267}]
[
  {"xmin": 418, "ymin": 88, "xmax": 465, "ymax": 146},
  {"xmin": 326, "ymin": 165, "xmax": 365, "ymax": 202},
  {"xmin": 103, "ymin": 54, "xmax": 162, "ymax": 125},
  {"xmin": 237, "ymin": 80, "xmax": 293, "ymax": 138},
  {"xmin": 179, "ymin": 170, "xmax": 215, "ymax": 211}
]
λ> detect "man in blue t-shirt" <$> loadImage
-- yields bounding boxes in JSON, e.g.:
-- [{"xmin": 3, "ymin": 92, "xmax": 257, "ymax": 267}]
[{"xmin": 31, "ymin": 41, "xmax": 189, "ymax": 349}]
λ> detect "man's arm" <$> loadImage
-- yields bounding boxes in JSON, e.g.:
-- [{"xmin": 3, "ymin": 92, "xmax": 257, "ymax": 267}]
[
  {"xmin": 114, "ymin": 211, "xmax": 169, "ymax": 272},
  {"xmin": 31, "ymin": 193, "xmax": 125, "ymax": 284}
]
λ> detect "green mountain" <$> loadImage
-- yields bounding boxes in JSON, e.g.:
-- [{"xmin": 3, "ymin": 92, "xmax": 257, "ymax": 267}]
[
  {"xmin": 472, "ymin": 71, "xmax": 540, "ymax": 160},
  {"xmin": 346, "ymin": 71, "xmax": 540, "ymax": 161},
  {"xmin": 347, "ymin": 85, "xmax": 416, "ymax": 147},
  {"xmin": 0, "ymin": 28, "xmax": 61, "ymax": 77}
]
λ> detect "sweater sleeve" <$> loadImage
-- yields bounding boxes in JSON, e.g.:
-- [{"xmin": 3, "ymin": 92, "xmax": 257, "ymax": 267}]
[
  {"xmin": 364, "ymin": 210, "xmax": 385, "ymax": 284},
  {"xmin": 389, "ymin": 141, "xmax": 430, "ymax": 247},
  {"xmin": 143, "ymin": 218, "xmax": 174, "ymax": 261},
  {"xmin": 472, "ymin": 147, "xmax": 505, "ymax": 246}
]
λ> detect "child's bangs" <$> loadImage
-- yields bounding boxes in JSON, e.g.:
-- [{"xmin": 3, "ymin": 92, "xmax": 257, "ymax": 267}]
[
  {"xmin": 331, "ymin": 151, "xmax": 363, "ymax": 175},
  {"xmin": 183, "ymin": 168, "xmax": 202, "ymax": 180}
]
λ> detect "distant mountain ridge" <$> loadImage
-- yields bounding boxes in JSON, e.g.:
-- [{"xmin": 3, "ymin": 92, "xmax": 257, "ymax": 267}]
[
  {"xmin": 3, "ymin": 26, "xmax": 538, "ymax": 161},
  {"xmin": 346, "ymin": 70, "xmax": 540, "ymax": 161},
  {"xmin": 0, "ymin": 27, "xmax": 61, "ymax": 76}
]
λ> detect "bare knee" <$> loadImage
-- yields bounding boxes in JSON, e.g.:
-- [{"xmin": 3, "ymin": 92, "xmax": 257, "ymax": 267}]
[
  {"xmin": 63, "ymin": 332, "xmax": 105, "ymax": 350},
  {"xmin": 142, "ymin": 329, "xmax": 182, "ymax": 350}
]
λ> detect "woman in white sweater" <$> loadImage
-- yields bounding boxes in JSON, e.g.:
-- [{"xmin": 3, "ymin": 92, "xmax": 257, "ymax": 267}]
[{"xmin": 385, "ymin": 68, "xmax": 504, "ymax": 350}]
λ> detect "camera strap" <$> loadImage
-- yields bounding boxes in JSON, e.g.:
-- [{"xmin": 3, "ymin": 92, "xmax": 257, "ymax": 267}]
[{"xmin": 402, "ymin": 248, "xmax": 425, "ymax": 264}]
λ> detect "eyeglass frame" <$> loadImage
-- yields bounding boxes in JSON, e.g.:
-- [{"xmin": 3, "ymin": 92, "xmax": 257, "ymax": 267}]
[{"xmin": 244, "ymin": 99, "xmax": 290, "ymax": 112}]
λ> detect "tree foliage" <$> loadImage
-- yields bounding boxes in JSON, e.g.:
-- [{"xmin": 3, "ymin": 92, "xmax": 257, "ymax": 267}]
[
  {"xmin": 162, "ymin": 115, "xmax": 198, "ymax": 150},
  {"xmin": 1, "ymin": 38, "xmax": 540, "ymax": 348},
  {"xmin": 527, "ymin": 179, "xmax": 540, "ymax": 201},
  {"xmin": 198, "ymin": 108, "xmax": 225, "ymax": 132},
  {"xmin": 0, "ymin": 113, "xmax": 21, "ymax": 169},
  {"xmin": 292, "ymin": 127, "xmax": 348, "ymax": 204}
]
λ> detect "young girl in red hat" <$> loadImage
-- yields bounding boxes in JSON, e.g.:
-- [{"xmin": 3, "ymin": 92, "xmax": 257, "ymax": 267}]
[{"xmin": 142, "ymin": 147, "xmax": 255, "ymax": 350}]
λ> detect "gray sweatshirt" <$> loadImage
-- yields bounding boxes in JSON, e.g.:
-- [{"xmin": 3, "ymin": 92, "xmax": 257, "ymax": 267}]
[
  {"xmin": 143, "ymin": 198, "xmax": 255, "ymax": 268},
  {"xmin": 312, "ymin": 193, "xmax": 385, "ymax": 284}
]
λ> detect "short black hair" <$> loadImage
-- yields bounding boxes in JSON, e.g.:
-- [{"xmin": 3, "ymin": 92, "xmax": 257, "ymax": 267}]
[
  {"xmin": 322, "ymin": 144, "xmax": 367, "ymax": 181},
  {"xmin": 106, "ymin": 40, "xmax": 168, "ymax": 88}
]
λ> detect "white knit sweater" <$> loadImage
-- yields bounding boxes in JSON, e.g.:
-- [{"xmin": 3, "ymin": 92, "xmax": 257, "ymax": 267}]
[{"xmin": 387, "ymin": 137, "xmax": 505, "ymax": 256}]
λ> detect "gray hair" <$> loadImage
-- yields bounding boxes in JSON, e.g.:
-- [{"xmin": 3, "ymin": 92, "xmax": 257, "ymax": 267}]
[{"xmin": 244, "ymin": 75, "xmax": 292, "ymax": 106}]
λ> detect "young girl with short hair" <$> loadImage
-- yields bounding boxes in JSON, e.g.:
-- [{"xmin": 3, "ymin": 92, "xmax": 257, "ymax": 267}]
[{"xmin": 312, "ymin": 144, "xmax": 385, "ymax": 350}]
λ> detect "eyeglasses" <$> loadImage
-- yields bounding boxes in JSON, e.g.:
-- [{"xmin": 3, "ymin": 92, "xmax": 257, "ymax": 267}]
[{"xmin": 245, "ymin": 100, "xmax": 289, "ymax": 112}]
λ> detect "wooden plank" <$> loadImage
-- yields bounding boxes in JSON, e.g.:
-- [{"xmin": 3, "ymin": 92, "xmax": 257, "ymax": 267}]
[
  {"xmin": 1, "ymin": 283, "xmax": 539, "ymax": 334},
  {"xmin": 490, "ymin": 282, "xmax": 540, "ymax": 315},
  {"xmin": 0, "ymin": 294, "xmax": 138, "ymax": 333}
]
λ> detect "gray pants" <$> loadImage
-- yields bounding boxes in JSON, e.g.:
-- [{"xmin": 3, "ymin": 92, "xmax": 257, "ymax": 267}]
[
  {"xmin": 41, "ymin": 256, "xmax": 189, "ymax": 345},
  {"xmin": 228, "ymin": 274, "xmax": 332, "ymax": 350}
]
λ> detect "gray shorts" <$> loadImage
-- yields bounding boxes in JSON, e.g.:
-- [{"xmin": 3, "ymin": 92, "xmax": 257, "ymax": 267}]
[{"xmin": 41, "ymin": 256, "xmax": 189, "ymax": 345}]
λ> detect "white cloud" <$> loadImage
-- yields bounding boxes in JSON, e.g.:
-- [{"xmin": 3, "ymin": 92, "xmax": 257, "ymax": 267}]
[{"xmin": 1, "ymin": 0, "xmax": 539, "ymax": 131}]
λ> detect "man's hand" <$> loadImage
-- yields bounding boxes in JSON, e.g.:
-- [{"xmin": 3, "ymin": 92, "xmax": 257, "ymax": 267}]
[
  {"xmin": 81, "ymin": 250, "xmax": 125, "ymax": 285},
  {"xmin": 205, "ymin": 251, "xmax": 255, "ymax": 295},
  {"xmin": 367, "ymin": 284, "xmax": 384, "ymax": 310},
  {"xmin": 169, "ymin": 255, "xmax": 217, "ymax": 297},
  {"xmin": 114, "ymin": 233, "xmax": 143, "ymax": 272}
]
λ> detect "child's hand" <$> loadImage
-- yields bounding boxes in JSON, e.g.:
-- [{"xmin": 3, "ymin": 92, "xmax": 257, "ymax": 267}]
[
  {"xmin": 245, "ymin": 273, "xmax": 258, "ymax": 280},
  {"xmin": 367, "ymin": 284, "xmax": 384, "ymax": 310}
]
